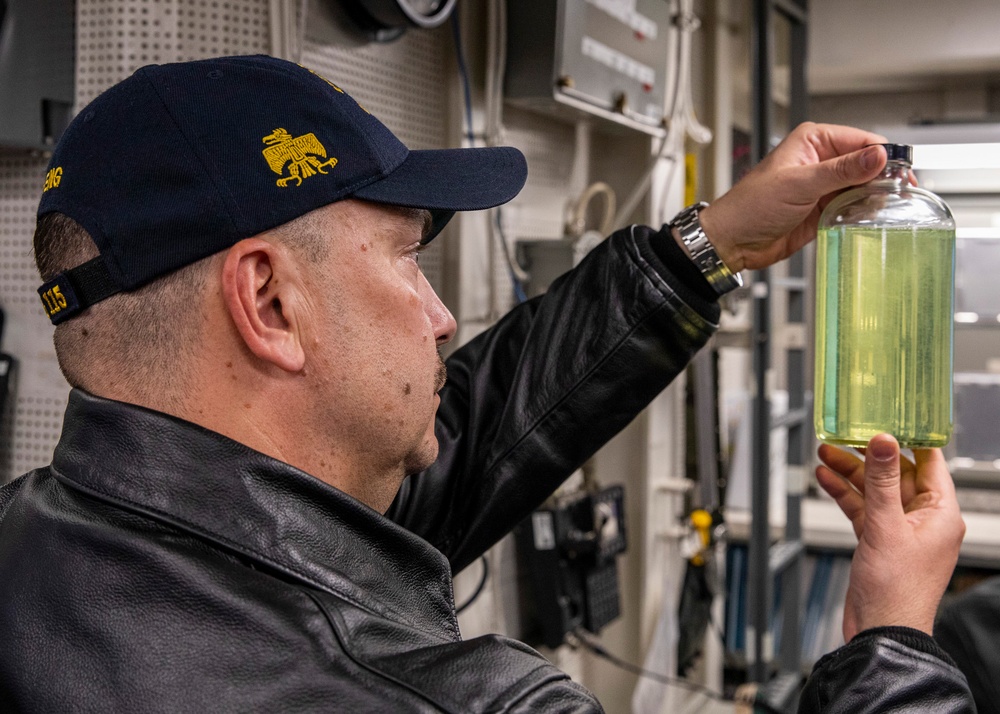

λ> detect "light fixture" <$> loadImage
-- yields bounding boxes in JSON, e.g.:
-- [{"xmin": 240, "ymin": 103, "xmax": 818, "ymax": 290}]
[
  {"xmin": 871, "ymin": 122, "xmax": 1000, "ymax": 182},
  {"xmin": 912, "ymin": 143, "xmax": 1000, "ymax": 171}
]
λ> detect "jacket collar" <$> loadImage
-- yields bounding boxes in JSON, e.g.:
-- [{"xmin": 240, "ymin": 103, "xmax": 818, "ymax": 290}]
[{"xmin": 51, "ymin": 389, "xmax": 461, "ymax": 641}]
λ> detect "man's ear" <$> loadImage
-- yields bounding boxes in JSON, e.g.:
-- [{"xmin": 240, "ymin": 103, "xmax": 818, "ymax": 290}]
[{"xmin": 220, "ymin": 238, "xmax": 306, "ymax": 372}]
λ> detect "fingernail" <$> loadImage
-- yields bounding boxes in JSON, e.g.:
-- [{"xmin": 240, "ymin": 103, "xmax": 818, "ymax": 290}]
[
  {"xmin": 861, "ymin": 145, "xmax": 882, "ymax": 172},
  {"xmin": 870, "ymin": 439, "xmax": 895, "ymax": 461}
]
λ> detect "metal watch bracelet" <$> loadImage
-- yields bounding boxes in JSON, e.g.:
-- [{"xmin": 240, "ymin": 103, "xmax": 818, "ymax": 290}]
[{"xmin": 671, "ymin": 201, "xmax": 744, "ymax": 296}]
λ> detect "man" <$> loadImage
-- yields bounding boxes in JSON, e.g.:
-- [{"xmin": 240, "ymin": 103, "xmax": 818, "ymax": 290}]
[{"xmin": 0, "ymin": 55, "xmax": 973, "ymax": 712}]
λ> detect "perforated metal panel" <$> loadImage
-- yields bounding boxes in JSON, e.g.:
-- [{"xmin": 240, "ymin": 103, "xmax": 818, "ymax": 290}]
[
  {"xmin": 77, "ymin": 0, "xmax": 270, "ymax": 106},
  {"xmin": 503, "ymin": 106, "xmax": 577, "ymax": 239},
  {"xmin": 2, "ymin": 0, "xmax": 625, "ymax": 486},
  {"xmin": 301, "ymin": 28, "xmax": 450, "ymax": 286},
  {"xmin": 303, "ymin": 30, "xmax": 449, "ymax": 150},
  {"xmin": 0, "ymin": 156, "xmax": 47, "ymax": 313},
  {"xmin": 0, "ymin": 152, "xmax": 68, "ymax": 482},
  {"xmin": 2, "ymin": 0, "xmax": 456, "ymax": 483}
]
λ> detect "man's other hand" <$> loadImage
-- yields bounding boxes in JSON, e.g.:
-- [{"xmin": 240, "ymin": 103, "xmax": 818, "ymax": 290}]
[{"xmin": 815, "ymin": 434, "xmax": 966, "ymax": 641}]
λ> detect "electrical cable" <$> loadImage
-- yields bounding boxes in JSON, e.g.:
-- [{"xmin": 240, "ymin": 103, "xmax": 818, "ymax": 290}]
[
  {"xmin": 451, "ymin": 0, "xmax": 526, "ymax": 313},
  {"xmin": 709, "ymin": 607, "xmax": 727, "ymax": 647},
  {"xmin": 495, "ymin": 208, "xmax": 529, "ymax": 303},
  {"xmin": 610, "ymin": 0, "xmax": 687, "ymax": 228},
  {"xmin": 611, "ymin": 0, "xmax": 713, "ymax": 229},
  {"xmin": 569, "ymin": 181, "xmax": 617, "ymax": 238},
  {"xmin": 672, "ymin": 0, "xmax": 713, "ymax": 145},
  {"xmin": 483, "ymin": 0, "xmax": 507, "ymax": 148},
  {"xmin": 483, "ymin": 0, "xmax": 525, "ymax": 313},
  {"xmin": 570, "ymin": 628, "xmax": 729, "ymax": 703},
  {"xmin": 450, "ymin": 10, "xmax": 475, "ymax": 147},
  {"xmin": 611, "ymin": 132, "xmax": 677, "ymax": 229},
  {"xmin": 455, "ymin": 555, "xmax": 490, "ymax": 614}
]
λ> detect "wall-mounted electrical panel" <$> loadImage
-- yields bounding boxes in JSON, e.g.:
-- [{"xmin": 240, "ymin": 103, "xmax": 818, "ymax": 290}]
[
  {"xmin": 516, "ymin": 485, "xmax": 628, "ymax": 648},
  {"xmin": 0, "ymin": 0, "xmax": 75, "ymax": 150},
  {"xmin": 505, "ymin": 0, "xmax": 673, "ymax": 135}
]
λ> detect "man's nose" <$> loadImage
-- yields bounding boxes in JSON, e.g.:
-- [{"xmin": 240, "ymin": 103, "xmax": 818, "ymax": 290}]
[{"xmin": 421, "ymin": 274, "xmax": 456, "ymax": 346}]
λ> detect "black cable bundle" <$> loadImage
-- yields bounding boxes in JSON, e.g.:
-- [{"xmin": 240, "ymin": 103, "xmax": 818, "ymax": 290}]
[{"xmin": 0, "ymin": 307, "xmax": 14, "ymax": 454}]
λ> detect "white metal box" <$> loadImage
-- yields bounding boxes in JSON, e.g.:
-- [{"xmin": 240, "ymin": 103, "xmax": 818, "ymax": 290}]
[{"xmin": 505, "ymin": 0, "xmax": 673, "ymax": 135}]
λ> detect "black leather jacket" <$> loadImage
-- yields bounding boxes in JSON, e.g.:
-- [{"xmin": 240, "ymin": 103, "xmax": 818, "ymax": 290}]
[{"xmin": 0, "ymin": 226, "xmax": 975, "ymax": 712}]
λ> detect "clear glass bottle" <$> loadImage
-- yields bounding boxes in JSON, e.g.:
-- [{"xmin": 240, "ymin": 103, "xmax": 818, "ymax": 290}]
[{"xmin": 814, "ymin": 143, "xmax": 955, "ymax": 448}]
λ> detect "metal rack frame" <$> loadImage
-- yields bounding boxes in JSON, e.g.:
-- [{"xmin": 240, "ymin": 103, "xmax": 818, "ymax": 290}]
[{"xmin": 746, "ymin": 0, "xmax": 810, "ymax": 694}]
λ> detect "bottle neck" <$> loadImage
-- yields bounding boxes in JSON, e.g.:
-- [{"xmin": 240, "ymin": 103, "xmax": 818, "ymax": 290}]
[{"xmin": 880, "ymin": 159, "xmax": 912, "ymax": 184}]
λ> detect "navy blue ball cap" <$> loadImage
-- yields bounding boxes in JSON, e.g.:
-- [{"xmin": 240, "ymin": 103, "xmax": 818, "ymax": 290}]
[{"xmin": 35, "ymin": 54, "xmax": 527, "ymax": 325}]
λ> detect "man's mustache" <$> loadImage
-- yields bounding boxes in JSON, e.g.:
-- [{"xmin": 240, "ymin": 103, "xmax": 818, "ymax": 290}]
[{"xmin": 435, "ymin": 358, "xmax": 447, "ymax": 393}]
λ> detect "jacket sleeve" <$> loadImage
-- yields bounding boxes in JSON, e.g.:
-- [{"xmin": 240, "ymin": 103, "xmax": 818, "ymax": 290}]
[
  {"xmin": 798, "ymin": 627, "xmax": 977, "ymax": 713},
  {"xmin": 386, "ymin": 224, "xmax": 721, "ymax": 572},
  {"xmin": 934, "ymin": 576, "xmax": 1000, "ymax": 712}
]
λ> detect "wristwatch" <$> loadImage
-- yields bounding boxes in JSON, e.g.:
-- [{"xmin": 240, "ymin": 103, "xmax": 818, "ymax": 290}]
[{"xmin": 671, "ymin": 202, "xmax": 743, "ymax": 296}]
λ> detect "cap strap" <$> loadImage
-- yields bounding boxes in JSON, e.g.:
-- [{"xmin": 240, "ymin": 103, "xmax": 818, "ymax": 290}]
[{"xmin": 37, "ymin": 257, "xmax": 121, "ymax": 325}]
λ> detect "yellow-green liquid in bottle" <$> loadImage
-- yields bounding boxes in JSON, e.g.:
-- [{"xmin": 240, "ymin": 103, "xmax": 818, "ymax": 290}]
[{"xmin": 814, "ymin": 225, "xmax": 955, "ymax": 448}]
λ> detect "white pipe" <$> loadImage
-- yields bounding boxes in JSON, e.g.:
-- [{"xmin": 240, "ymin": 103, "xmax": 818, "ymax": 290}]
[
  {"xmin": 568, "ymin": 120, "xmax": 592, "ymax": 203},
  {"xmin": 269, "ymin": 0, "xmax": 285, "ymax": 58},
  {"xmin": 296, "ymin": 0, "xmax": 310, "ymax": 62}
]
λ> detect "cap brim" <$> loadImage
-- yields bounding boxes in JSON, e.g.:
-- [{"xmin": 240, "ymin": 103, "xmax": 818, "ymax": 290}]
[{"xmin": 352, "ymin": 146, "xmax": 527, "ymax": 241}]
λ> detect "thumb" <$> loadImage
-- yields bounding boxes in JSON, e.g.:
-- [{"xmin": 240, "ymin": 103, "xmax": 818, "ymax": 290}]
[
  {"xmin": 792, "ymin": 144, "xmax": 886, "ymax": 200},
  {"xmin": 863, "ymin": 433, "xmax": 906, "ymax": 525}
]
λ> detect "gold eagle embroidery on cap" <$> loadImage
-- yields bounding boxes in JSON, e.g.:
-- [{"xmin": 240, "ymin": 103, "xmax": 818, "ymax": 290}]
[{"xmin": 262, "ymin": 128, "xmax": 338, "ymax": 187}]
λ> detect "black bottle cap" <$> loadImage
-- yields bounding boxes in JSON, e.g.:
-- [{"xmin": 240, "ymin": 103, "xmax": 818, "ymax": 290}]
[{"xmin": 878, "ymin": 143, "xmax": 913, "ymax": 164}]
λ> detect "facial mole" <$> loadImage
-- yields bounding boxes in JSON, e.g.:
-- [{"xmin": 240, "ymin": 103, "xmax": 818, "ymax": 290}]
[
  {"xmin": 226, "ymin": 361, "xmax": 233, "ymax": 368},
  {"xmin": 360, "ymin": 243, "xmax": 368, "ymax": 252},
  {"xmin": 81, "ymin": 328, "xmax": 89, "ymax": 337},
  {"xmin": 404, "ymin": 383, "xmax": 411, "ymax": 395}
]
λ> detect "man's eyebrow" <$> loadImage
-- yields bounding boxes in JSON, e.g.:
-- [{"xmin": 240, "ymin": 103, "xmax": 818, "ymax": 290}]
[{"xmin": 395, "ymin": 207, "xmax": 433, "ymax": 240}]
